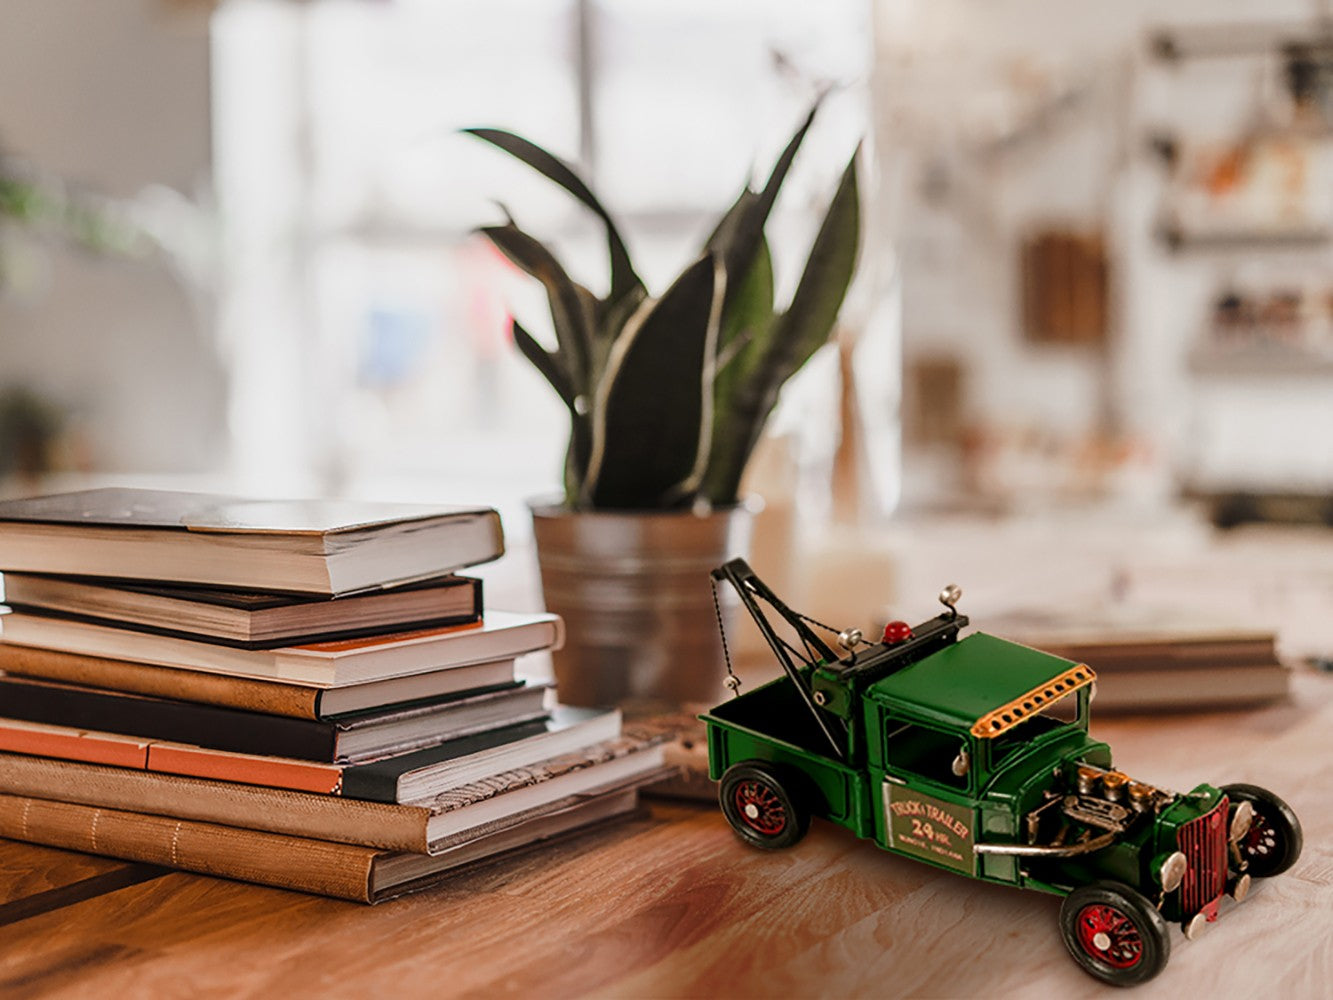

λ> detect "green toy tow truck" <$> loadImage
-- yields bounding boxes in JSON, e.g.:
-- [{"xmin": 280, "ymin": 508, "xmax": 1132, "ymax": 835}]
[{"xmin": 703, "ymin": 559, "xmax": 1303, "ymax": 987}]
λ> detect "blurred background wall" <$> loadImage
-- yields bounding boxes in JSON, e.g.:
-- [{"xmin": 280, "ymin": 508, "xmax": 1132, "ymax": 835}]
[
  {"xmin": 2, "ymin": 0, "xmax": 1333, "ymax": 532},
  {"xmin": 0, "ymin": 0, "xmax": 225, "ymax": 475}
]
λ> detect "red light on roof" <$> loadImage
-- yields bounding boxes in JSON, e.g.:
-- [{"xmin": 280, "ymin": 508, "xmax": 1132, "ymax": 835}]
[{"xmin": 882, "ymin": 621, "xmax": 914, "ymax": 644}]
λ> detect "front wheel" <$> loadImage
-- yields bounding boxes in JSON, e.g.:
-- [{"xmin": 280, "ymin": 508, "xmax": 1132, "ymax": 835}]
[
  {"xmin": 1221, "ymin": 783, "xmax": 1303, "ymax": 877},
  {"xmin": 719, "ymin": 762, "xmax": 809, "ymax": 850},
  {"xmin": 1059, "ymin": 881, "xmax": 1170, "ymax": 987}
]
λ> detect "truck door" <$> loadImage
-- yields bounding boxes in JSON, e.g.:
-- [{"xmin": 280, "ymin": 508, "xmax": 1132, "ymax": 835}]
[{"xmin": 879, "ymin": 714, "xmax": 980, "ymax": 877}]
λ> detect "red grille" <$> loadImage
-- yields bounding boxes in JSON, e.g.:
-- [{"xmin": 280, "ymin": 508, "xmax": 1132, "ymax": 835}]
[{"xmin": 1178, "ymin": 795, "xmax": 1228, "ymax": 917}]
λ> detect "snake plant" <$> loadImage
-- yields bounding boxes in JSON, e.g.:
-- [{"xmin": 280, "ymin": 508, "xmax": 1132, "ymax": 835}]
[{"xmin": 467, "ymin": 104, "xmax": 859, "ymax": 509}]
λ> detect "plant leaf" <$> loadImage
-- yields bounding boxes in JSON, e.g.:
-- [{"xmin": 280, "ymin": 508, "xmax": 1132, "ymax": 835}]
[
  {"xmin": 480, "ymin": 223, "xmax": 592, "ymax": 394},
  {"xmin": 767, "ymin": 146, "xmax": 861, "ymax": 390},
  {"xmin": 704, "ymin": 188, "xmax": 757, "ymax": 255},
  {"xmin": 583, "ymin": 255, "xmax": 724, "ymax": 508},
  {"xmin": 703, "ymin": 147, "xmax": 860, "ymax": 504},
  {"xmin": 591, "ymin": 282, "xmax": 647, "ymax": 380},
  {"xmin": 716, "ymin": 236, "xmax": 774, "ymax": 364},
  {"xmin": 713, "ymin": 103, "xmax": 820, "ymax": 319},
  {"xmin": 512, "ymin": 320, "xmax": 592, "ymax": 499},
  {"xmin": 511, "ymin": 319, "xmax": 575, "ymax": 408},
  {"xmin": 464, "ymin": 127, "xmax": 644, "ymax": 307}
]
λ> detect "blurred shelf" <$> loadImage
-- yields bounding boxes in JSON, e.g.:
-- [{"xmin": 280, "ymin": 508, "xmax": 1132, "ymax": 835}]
[
  {"xmin": 1148, "ymin": 21, "xmax": 1333, "ymax": 62},
  {"xmin": 1158, "ymin": 223, "xmax": 1332, "ymax": 253},
  {"xmin": 1188, "ymin": 343, "xmax": 1333, "ymax": 375}
]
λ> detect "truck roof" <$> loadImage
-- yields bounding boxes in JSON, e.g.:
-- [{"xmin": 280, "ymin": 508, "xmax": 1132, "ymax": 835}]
[{"xmin": 865, "ymin": 632, "xmax": 1095, "ymax": 737}]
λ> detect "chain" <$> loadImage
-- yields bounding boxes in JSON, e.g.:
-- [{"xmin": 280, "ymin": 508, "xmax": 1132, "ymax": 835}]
[
  {"xmin": 711, "ymin": 577, "xmax": 743, "ymax": 698},
  {"xmin": 795, "ymin": 610, "xmax": 843, "ymax": 637}
]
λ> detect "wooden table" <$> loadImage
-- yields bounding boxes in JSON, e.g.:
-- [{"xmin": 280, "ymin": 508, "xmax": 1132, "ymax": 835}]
[{"xmin": 2, "ymin": 667, "xmax": 1330, "ymax": 999}]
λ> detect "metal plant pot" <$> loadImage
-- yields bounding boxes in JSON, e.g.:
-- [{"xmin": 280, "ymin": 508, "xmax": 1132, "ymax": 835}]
[{"xmin": 529, "ymin": 500, "xmax": 756, "ymax": 708}]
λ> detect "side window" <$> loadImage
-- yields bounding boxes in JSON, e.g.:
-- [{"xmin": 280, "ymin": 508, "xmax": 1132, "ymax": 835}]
[{"xmin": 884, "ymin": 718, "xmax": 971, "ymax": 790}]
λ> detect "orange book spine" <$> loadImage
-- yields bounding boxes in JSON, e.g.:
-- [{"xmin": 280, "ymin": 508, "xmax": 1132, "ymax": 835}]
[
  {"xmin": 147, "ymin": 743, "xmax": 343, "ymax": 794},
  {"xmin": 0, "ymin": 720, "xmax": 151, "ymax": 769}
]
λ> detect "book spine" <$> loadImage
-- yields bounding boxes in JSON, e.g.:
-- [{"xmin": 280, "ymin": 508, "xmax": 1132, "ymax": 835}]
[
  {"xmin": 0, "ymin": 678, "xmax": 338, "ymax": 761},
  {"xmin": 0, "ymin": 721, "xmax": 151, "ymax": 769},
  {"xmin": 0, "ymin": 645, "xmax": 321, "ymax": 719},
  {"xmin": 0, "ymin": 718, "xmax": 345, "ymax": 795},
  {"xmin": 147, "ymin": 744, "xmax": 344, "ymax": 795},
  {"xmin": 0, "ymin": 753, "xmax": 428, "ymax": 852},
  {"xmin": 0, "ymin": 793, "xmax": 378, "ymax": 902}
]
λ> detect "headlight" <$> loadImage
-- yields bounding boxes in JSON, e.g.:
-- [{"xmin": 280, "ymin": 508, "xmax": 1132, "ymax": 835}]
[
  {"xmin": 1229, "ymin": 800, "xmax": 1253, "ymax": 843},
  {"xmin": 1159, "ymin": 850, "xmax": 1188, "ymax": 892}
]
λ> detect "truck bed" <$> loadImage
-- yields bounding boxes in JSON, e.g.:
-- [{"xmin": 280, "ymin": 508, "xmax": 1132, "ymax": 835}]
[
  {"xmin": 702, "ymin": 676, "xmax": 869, "ymax": 836},
  {"xmin": 703, "ymin": 675, "xmax": 841, "ymax": 759}
]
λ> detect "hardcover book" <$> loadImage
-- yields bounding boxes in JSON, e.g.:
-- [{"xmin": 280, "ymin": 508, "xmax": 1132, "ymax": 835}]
[
  {"xmin": 0, "ymin": 787, "xmax": 644, "ymax": 903},
  {"xmin": 0, "ymin": 487, "xmax": 505, "ymax": 594},
  {"xmin": 0, "ymin": 572, "xmax": 483, "ymax": 647},
  {"xmin": 0, "ymin": 645, "xmax": 520, "ymax": 719},
  {"xmin": 0, "ymin": 608, "xmax": 563, "ymax": 686},
  {"xmin": 0, "ymin": 674, "xmax": 551, "ymax": 762},
  {"xmin": 0, "ymin": 732, "xmax": 670, "ymax": 853},
  {"xmin": 0, "ymin": 707, "xmax": 623, "ymax": 801}
]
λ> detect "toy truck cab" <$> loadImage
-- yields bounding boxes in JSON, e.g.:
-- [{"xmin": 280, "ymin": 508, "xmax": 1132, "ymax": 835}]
[{"xmin": 702, "ymin": 559, "xmax": 1303, "ymax": 987}]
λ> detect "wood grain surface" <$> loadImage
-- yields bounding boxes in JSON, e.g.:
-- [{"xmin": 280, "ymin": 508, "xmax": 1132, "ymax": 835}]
[
  {"xmin": 0, "ymin": 669, "xmax": 1329, "ymax": 999},
  {"xmin": 5, "ymin": 513, "xmax": 1333, "ymax": 1000}
]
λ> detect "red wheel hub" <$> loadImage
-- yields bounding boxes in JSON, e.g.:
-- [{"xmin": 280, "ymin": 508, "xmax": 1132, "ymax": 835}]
[
  {"xmin": 1075, "ymin": 904, "xmax": 1143, "ymax": 969},
  {"xmin": 734, "ymin": 780, "xmax": 787, "ymax": 835},
  {"xmin": 1242, "ymin": 812, "xmax": 1277, "ymax": 861}
]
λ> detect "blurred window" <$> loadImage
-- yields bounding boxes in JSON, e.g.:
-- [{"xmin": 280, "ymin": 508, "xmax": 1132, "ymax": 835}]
[{"xmin": 213, "ymin": 0, "xmax": 867, "ymax": 513}]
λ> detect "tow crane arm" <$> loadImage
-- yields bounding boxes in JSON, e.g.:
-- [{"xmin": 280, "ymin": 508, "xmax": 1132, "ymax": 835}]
[{"xmin": 711, "ymin": 557, "xmax": 848, "ymax": 761}]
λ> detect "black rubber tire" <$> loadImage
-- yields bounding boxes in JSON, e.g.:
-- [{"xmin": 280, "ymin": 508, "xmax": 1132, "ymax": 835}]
[
  {"xmin": 718, "ymin": 762, "xmax": 810, "ymax": 850},
  {"xmin": 1221, "ymin": 783, "xmax": 1304, "ymax": 877},
  {"xmin": 1059, "ymin": 881, "xmax": 1171, "ymax": 987}
]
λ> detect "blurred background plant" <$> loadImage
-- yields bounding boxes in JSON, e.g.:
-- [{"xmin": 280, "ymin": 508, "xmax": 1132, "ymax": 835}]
[{"xmin": 0, "ymin": 151, "xmax": 149, "ymax": 267}]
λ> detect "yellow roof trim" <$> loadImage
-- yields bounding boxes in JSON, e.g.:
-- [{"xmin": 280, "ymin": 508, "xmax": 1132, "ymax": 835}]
[{"xmin": 970, "ymin": 664, "xmax": 1097, "ymax": 739}]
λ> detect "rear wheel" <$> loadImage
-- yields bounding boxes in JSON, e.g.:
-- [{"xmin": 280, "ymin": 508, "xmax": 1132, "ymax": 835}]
[
  {"xmin": 1221, "ymin": 783, "xmax": 1303, "ymax": 877},
  {"xmin": 1059, "ymin": 881, "xmax": 1170, "ymax": 987},
  {"xmin": 719, "ymin": 762, "xmax": 809, "ymax": 850}
]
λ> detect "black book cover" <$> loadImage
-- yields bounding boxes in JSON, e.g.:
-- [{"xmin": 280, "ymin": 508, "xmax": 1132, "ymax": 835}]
[
  {"xmin": 339, "ymin": 719, "xmax": 555, "ymax": 802},
  {"xmin": 0, "ymin": 676, "xmax": 524, "ymax": 763},
  {"xmin": 338, "ymin": 708, "xmax": 612, "ymax": 803}
]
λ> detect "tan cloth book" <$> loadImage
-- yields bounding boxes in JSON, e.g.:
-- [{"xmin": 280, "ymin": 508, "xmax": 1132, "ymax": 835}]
[{"xmin": 0, "ymin": 788, "xmax": 642, "ymax": 903}]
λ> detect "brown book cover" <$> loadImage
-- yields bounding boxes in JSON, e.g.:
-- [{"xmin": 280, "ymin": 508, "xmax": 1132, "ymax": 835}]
[
  {"xmin": 0, "ymin": 646, "xmax": 518, "ymax": 719},
  {"xmin": 0, "ymin": 487, "xmax": 505, "ymax": 594},
  {"xmin": 0, "ymin": 735, "xmax": 671, "ymax": 853},
  {"xmin": 0, "ymin": 788, "xmax": 642, "ymax": 903}
]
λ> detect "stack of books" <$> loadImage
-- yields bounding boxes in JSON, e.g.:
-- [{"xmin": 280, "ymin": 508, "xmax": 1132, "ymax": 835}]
[
  {"xmin": 990, "ymin": 604, "xmax": 1290, "ymax": 713},
  {"xmin": 0, "ymin": 488, "xmax": 669, "ymax": 902}
]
